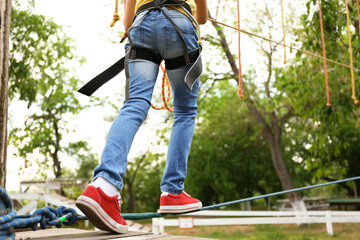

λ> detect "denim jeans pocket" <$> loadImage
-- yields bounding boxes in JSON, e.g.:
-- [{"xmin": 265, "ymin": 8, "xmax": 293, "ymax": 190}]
[
  {"xmin": 162, "ymin": 27, "xmax": 199, "ymax": 59},
  {"xmin": 128, "ymin": 26, "xmax": 144, "ymax": 46}
]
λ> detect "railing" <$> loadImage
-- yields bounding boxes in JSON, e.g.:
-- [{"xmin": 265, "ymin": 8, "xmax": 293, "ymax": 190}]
[
  {"xmin": 152, "ymin": 210, "xmax": 360, "ymax": 236},
  {"xmin": 9, "ymin": 192, "xmax": 84, "ymax": 216},
  {"xmin": 9, "ymin": 192, "xmax": 89, "ymax": 228}
]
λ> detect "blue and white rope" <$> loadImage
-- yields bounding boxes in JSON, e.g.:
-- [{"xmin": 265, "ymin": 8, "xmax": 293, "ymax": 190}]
[{"xmin": 0, "ymin": 188, "xmax": 87, "ymax": 239}]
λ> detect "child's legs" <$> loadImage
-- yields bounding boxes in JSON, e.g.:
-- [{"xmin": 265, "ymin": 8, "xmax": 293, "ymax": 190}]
[
  {"xmin": 160, "ymin": 68, "xmax": 199, "ymax": 194},
  {"xmin": 156, "ymin": 8, "xmax": 201, "ymax": 194},
  {"xmin": 94, "ymin": 60, "xmax": 159, "ymax": 190}
]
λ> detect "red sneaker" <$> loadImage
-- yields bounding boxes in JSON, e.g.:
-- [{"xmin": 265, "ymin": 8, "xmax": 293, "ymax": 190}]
[
  {"xmin": 75, "ymin": 185, "xmax": 128, "ymax": 233},
  {"xmin": 159, "ymin": 192, "xmax": 202, "ymax": 213}
]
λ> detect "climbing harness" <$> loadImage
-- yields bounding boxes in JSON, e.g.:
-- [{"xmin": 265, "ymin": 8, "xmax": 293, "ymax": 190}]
[
  {"xmin": 79, "ymin": 0, "xmax": 203, "ymax": 110},
  {"xmin": 317, "ymin": 0, "xmax": 331, "ymax": 107},
  {"xmin": 80, "ymin": 1, "xmax": 360, "ymax": 106}
]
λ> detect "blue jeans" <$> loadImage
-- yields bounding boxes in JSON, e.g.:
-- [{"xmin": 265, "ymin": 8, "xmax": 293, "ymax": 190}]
[{"xmin": 93, "ymin": 8, "xmax": 201, "ymax": 195}]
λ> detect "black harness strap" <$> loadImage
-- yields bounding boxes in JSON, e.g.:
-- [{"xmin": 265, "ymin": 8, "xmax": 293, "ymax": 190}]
[
  {"xmin": 78, "ymin": 47, "xmax": 162, "ymax": 97},
  {"xmin": 78, "ymin": 0, "xmax": 203, "ymax": 98},
  {"xmin": 78, "ymin": 58, "xmax": 125, "ymax": 97},
  {"xmin": 165, "ymin": 47, "xmax": 200, "ymax": 70},
  {"xmin": 184, "ymin": 47, "xmax": 202, "ymax": 90}
]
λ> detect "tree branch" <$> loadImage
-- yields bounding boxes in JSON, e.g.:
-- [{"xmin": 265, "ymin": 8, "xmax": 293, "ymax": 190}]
[{"xmin": 208, "ymin": 11, "xmax": 239, "ymax": 77}]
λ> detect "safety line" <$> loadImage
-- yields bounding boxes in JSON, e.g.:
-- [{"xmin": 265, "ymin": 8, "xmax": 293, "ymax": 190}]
[
  {"xmin": 151, "ymin": 63, "xmax": 173, "ymax": 112},
  {"xmin": 317, "ymin": 0, "xmax": 331, "ymax": 107},
  {"xmin": 200, "ymin": 176, "xmax": 360, "ymax": 210},
  {"xmin": 110, "ymin": 0, "xmax": 120, "ymax": 27},
  {"xmin": 121, "ymin": 176, "xmax": 360, "ymax": 220},
  {"xmin": 236, "ymin": 0, "xmax": 243, "ymax": 98},
  {"xmin": 344, "ymin": 0, "xmax": 359, "ymax": 104},
  {"xmin": 357, "ymin": 0, "xmax": 360, "ymax": 40},
  {"xmin": 280, "ymin": 0, "xmax": 287, "ymax": 64},
  {"xmin": 207, "ymin": 18, "xmax": 360, "ymax": 73}
]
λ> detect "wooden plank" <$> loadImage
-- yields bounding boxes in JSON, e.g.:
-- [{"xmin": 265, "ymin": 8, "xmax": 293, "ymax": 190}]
[
  {"xmin": 15, "ymin": 229, "xmax": 149, "ymax": 240},
  {"xmin": 15, "ymin": 228, "xmax": 217, "ymax": 240},
  {"xmin": 158, "ymin": 237, "xmax": 217, "ymax": 240},
  {"xmin": 109, "ymin": 235, "xmax": 217, "ymax": 240}
]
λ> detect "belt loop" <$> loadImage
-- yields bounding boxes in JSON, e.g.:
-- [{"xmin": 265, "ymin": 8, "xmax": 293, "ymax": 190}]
[
  {"xmin": 154, "ymin": 0, "xmax": 161, "ymax": 7},
  {"xmin": 131, "ymin": 48, "xmax": 136, "ymax": 59}
]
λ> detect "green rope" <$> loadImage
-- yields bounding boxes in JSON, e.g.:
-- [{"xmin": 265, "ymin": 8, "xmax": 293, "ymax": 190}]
[{"xmin": 121, "ymin": 176, "xmax": 360, "ymax": 220}]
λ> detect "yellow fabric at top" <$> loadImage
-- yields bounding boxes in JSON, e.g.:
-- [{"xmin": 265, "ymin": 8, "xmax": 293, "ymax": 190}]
[
  {"xmin": 134, "ymin": 0, "xmax": 200, "ymax": 44},
  {"xmin": 135, "ymin": 0, "xmax": 196, "ymax": 17}
]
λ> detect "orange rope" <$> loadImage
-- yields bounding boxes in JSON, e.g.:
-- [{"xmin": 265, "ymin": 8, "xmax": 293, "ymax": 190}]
[
  {"xmin": 208, "ymin": 18, "xmax": 360, "ymax": 71},
  {"xmin": 345, "ymin": 0, "xmax": 359, "ymax": 104},
  {"xmin": 110, "ymin": 0, "xmax": 120, "ymax": 27},
  {"xmin": 115, "ymin": 0, "xmax": 171, "ymax": 112},
  {"xmin": 151, "ymin": 63, "xmax": 173, "ymax": 112},
  {"xmin": 280, "ymin": 0, "xmax": 287, "ymax": 64},
  {"xmin": 236, "ymin": 0, "xmax": 243, "ymax": 98},
  {"xmin": 317, "ymin": 0, "xmax": 331, "ymax": 107},
  {"xmin": 357, "ymin": 0, "xmax": 360, "ymax": 41}
]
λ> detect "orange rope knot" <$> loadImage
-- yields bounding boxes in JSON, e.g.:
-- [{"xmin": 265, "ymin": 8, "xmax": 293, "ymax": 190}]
[
  {"xmin": 151, "ymin": 63, "xmax": 173, "ymax": 112},
  {"xmin": 110, "ymin": 0, "xmax": 120, "ymax": 27},
  {"xmin": 110, "ymin": 14, "xmax": 121, "ymax": 27}
]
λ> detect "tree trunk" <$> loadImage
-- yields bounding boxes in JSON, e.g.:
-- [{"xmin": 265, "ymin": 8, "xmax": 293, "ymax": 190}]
[
  {"xmin": 127, "ymin": 181, "xmax": 135, "ymax": 213},
  {"xmin": 246, "ymin": 102, "xmax": 302, "ymax": 201},
  {"xmin": 264, "ymin": 124, "xmax": 300, "ymax": 201},
  {"xmin": 0, "ymin": 0, "xmax": 12, "ymax": 189},
  {"xmin": 52, "ymin": 120, "xmax": 62, "ymax": 178}
]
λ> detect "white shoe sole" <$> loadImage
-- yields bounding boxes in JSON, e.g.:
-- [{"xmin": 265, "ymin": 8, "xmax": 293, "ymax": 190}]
[
  {"xmin": 76, "ymin": 195, "xmax": 128, "ymax": 233},
  {"xmin": 159, "ymin": 202, "xmax": 202, "ymax": 213}
]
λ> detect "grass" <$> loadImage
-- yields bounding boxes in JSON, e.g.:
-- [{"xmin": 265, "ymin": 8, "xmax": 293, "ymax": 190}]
[{"xmin": 163, "ymin": 223, "xmax": 360, "ymax": 240}]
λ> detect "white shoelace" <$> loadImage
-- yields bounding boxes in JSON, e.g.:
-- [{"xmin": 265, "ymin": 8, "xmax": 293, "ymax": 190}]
[{"xmin": 161, "ymin": 191, "xmax": 191, "ymax": 197}]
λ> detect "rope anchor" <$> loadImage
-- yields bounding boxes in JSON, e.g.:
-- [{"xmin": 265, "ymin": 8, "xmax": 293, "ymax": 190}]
[{"xmin": 0, "ymin": 188, "xmax": 86, "ymax": 239}]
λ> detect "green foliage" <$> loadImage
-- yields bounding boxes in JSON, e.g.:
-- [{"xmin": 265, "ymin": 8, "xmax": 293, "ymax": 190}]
[
  {"xmin": 8, "ymin": 5, "xmax": 99, "ymax": 180},
  {"xmin": 187, "ymin": 81, "xmax": 285, "ymax": 208},
  {"xmin": 119, "ymin": 0, "xmax": 360, "ymax": 212},
  {"xmin": 9, "ymin": 8, "xmax": 83, "ymax": 105},
  {"xmin": 121, "ymin": 152, "xmax": 165, "ymax": 213},
  {"xmin": 65, "ymin": 141, "xmax": 99, "ymax": 180},
  {"xmin": 277, "ymin": 0, "xmax": 360, "ymax": 194},
  {"xmin": 166, "ymin": 223, "xmax": 360, "ymax": 240}
]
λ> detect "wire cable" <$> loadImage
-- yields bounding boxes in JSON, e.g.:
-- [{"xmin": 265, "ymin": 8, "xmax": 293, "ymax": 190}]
[{"xmin": 207, "ymin": 18, "xmax": 360, "ymax": 73}]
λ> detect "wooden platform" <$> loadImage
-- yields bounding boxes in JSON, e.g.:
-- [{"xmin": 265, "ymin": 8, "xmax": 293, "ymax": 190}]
[{"xmin": 15, "ymin": 228, "xmax": 217, "ymax": 240}]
